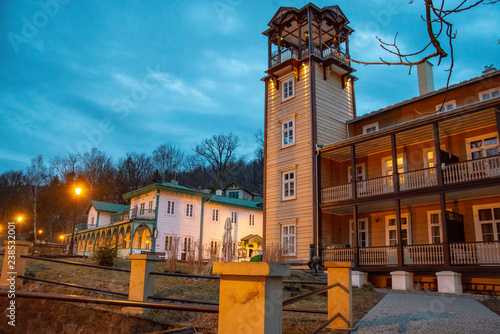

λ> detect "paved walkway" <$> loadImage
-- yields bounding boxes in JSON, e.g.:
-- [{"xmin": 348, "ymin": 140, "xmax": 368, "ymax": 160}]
[{"xmin": 354, "ymin": 291, "xmax": 500, "ymax": 334}]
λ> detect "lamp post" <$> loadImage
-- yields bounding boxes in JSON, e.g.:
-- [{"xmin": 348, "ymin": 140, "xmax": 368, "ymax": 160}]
[
  {"xmin": 69, "ymin": 187, "xmax": 82, "ymax": 256},
  {"xmin": 17, "ymin": 216, "xmax": 22, "ymax": 239}
]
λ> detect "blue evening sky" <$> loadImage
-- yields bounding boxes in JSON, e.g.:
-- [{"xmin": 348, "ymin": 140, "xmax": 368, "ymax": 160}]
[{"xmin": 1, "ymin": 0, "xmax": 499, "ymax": 173}]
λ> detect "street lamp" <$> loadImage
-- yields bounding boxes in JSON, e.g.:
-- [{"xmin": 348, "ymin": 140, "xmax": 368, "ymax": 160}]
[
  {"xmin": 17, "ymin": 216, "xmax": 22, "ymax": 239},
  {"xmin": 69, "ymin": 187, "xmax": 82, "ymax": 256}
]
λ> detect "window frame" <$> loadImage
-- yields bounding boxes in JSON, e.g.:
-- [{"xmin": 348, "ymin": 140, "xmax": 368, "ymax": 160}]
[
  {"xmin": 466, "ymin": 132, "xmax": 499, "ymax": 161},
  {"xmin": 185, "ymin": 203, "xmax": 194, "ymax": 218},
  {"xmin": 435, "ymin": 100, "xmax": 456, "ymax": 112},
  {"xmin": 249, "ymin": 214, "xmax": 255, "ymax": 226},
  {"xmin": 479, "ymin": 87, "xmax": 500, "ymax": 101},
  {"xmin": 349, "ymin": 218, "xmax": 369, "ymax": 247},
  {"xmin": 212, "ymin": 209, "xmax": 219, "ymax": 222},
  {"xmin": 385, "ymin": 214, "xmax": 412, "ymax": 246},
  {"xmin": 473, "ymin": 203, "xmax": 500, "ymax": 242},
  {"xmin": 362, "ymin": 122, "xmax": 379, "ymax": 134},
  {"xmin": 231, "ymin": 211, "xmax": 238, "ymax": 224},
  {"xmin": 281, "ymin": 117, "xmax": 296, "ymax": 148},
  {"xmin": 427, "ymin": 210, "xmax": 450, "ymax": 244},
  {"xmin": 166, "ymin": 200, "xmax": 175, "ymax": 215},
  {"xmin": 281, "ymin": 223, "xmax": 296, "ymax": 257},
  {"xmin": 282, "ymin": 77, "xmax": 295, "ymax": 102},
  {"xmin": 282, "ymin": 169, "xmax": 297, "ymax": 201}
]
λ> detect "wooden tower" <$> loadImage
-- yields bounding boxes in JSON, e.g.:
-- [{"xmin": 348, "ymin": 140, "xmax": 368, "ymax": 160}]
[{"xmin": 263, "ymin": 4, "xmax": 356, "ymax": 264}]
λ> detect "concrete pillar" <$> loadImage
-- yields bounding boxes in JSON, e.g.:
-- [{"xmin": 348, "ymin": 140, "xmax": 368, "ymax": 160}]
[
  {"xmin": 436, "ymin": 271, "xmax": 463, "ymax": 294},
  {"xmin": 122, "ymin": 254, "xmax": 159, "ymax": 315},
  {"xmin": 324, "ymin": 261, "xmax": 352, "ymax": 330},
  {"xmin": 352, "ymin": 271, "xmax": 368, "ymax": 288},
  {"xmin": 213, "ymin": 262, "xmax": 290, "ymax": 334},
  {"xmin": 390, "ymin": 271, "xmax": 414, "ymax": 290},
  {"xmin": 0, "ymin": 240, "xmax": 32, "ymax": 288}
]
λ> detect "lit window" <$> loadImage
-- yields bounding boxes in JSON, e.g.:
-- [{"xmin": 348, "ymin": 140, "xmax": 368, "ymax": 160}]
[
  {"xmin": 282, "ymin": 119, "xmax": 295, "ymax": 147},
  {"xmin": 167, "ymin": 201, "xmax": 175, "ymax": 215},
  {"xmin": 186, "ymin": 204, "xmax": 193, "ymax": 217},
  {"xmin": 479, "ymin": 88, "xmax": 500, "ymax": 101},
  {"xmin": 282, "ymin": 78, "xmax": 295, "ymax": 101},
  {"xmin": 362, "ymin": 122, "xmax": 379, "ymax": 134},
  {"xmin": 281, "ymin": 224, "xmax": 296, "ymax": 256},
  {"xmin": 282, "ymin": 170, "xmax": 296, "ymax": 200}
]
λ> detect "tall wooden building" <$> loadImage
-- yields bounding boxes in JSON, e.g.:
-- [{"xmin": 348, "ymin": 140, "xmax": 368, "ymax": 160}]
[{"xmin": 264, "ymin": 4, "xmax": 500, "ymax": 291}]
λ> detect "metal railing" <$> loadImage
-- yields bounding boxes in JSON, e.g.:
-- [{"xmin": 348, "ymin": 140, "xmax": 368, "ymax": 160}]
[
  {"xmin": 130, "ymin": 208, "xmax": 155, "ymax": 220},
  {"xmin": 111, "ymin": 210, "xmax": 130, "ymax": 224}
]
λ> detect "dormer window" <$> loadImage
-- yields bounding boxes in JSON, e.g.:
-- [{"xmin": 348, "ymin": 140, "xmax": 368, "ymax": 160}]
[
  {"xmin": 479, "ymin": 88, "xmax": 500, "ymax": 101},
  {"xmin": 282, "ymin": 78, "xmax": 295, "ymax": 101},
  {"xmin": 362, "ymin": 122, "xmax": 379, "ymax": 134},
  {"xmin": 436, "ymin": 100, "xmax": 456, "ymax": 112}
]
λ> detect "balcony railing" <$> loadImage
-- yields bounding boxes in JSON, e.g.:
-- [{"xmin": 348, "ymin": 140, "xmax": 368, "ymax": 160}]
[
  {"xmin": 130, "ymin": 208, "xmax": 156, "ymax": 220},
  {"xmin": 450, "ymin": 241, "xmax": 500, "ymax": 265},
  {"xmin": 322, "ymin": 242, "xmax": 500, "ymax": 267},
  {"xmin": 321, "ymin": 156, "xmax": 500, "ymax": 204},
  {"xmin": 111, "ymin": 210, "xmax": 130, "ymax": 224},
  {"xmin": 270, "ymin": 45, "xmax": 350, "ymax": 68},
  {"xmin": 444, "ymin": 155, "xmax": 500, "ymax": 184},
  {"xmin": 403, "ymin": 244, "xmax": 444, "ymax": 266},
  {"xmin": 323, "ymin": 247, "xmax": 353, "ymax": 262},
  {"xmin": 359, "ymin": 246, "xmax": 398, "ymax": 266}
]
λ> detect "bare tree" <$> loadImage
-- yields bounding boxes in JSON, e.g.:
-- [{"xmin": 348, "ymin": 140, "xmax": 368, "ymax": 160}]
[
  {"xmin": 25, "ymin": 155, "xmax": 50, "ymax": 243},
  {"xmin": 82, "ymin": 148, "xmax": 115, "ymax": 199},
  {"xmin": 51, "ymin": 153, "xmax": 81, "ymax": 182},
  {"xmin": 193, "ymin": 132, "xmax": 240, "ymax": 188},
  {"xmin": 116, "ymin": 152, "xmax": 155, "ymax": 194},
  {"xmin": 152, "ymin": 143, "xmax": 184, "ymax": 182}
]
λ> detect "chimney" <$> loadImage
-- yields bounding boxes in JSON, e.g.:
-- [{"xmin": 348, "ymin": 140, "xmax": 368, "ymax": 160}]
[
  {"xmin": 417, "ymin": 61, "xmax": 435, "ymax": 96},
  {"xmin": 170, "ymin": 180, "xmax": 179, "ymax": 185},
  {"xmin": 483, "ymin": 64, "xmax": 497, "ymax": 75},
  {"xmin": 216, "ymin": 189, "xmax": 223, "ymax": 196}
]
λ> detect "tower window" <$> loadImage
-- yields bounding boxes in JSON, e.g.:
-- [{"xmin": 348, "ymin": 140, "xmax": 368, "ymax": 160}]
[
  {"xmin": 282, "ymin": 78, "xmax": 295, "ymax": 101},
  {"xmin": 282, "ymin": 170, "xmax": 296, "ymax": 200},
  {"xmin": 282, "ymin": 118, "xmax": 295, "ymax": 147}
]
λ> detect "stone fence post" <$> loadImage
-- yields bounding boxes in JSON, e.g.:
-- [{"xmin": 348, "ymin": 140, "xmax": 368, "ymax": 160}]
[
  {"xmin": 213, "ymin": 262, "xmax": 290, "ymax": 334},
  {"xmin": 122, "ymin": 254, "xmax": 159, "ymax": 315},
  {"xmin": 0, "ymin": 240, "xmax": 32, "ymax": 289},
  {"xmin": 324, "ymin": 261, "xmax": 352, "ymax": 330}
]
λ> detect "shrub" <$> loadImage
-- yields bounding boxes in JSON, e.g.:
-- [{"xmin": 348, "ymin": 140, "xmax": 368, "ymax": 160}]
[
  {"xmin": 360, "ymin": 282, "xmax": 375, "ymax": 291},
  {"xmin": 250, "ymin": 255, "xmax": 262, "ymax": 262},
  {"xmin": 93, "ymin": 245, "xmax": 117, "ymax": 267}
]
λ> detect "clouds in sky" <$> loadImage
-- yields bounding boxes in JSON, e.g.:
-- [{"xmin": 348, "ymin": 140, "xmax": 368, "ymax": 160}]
[{"xmin": 1, "ymin": 0, "xmax": 499, "ymax": 173}]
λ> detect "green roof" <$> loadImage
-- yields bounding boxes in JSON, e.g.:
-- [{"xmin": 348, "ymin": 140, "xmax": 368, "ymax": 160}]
[
  {"xmin": 86, "ymin": 200, "xmax": 129, "ymax": 214},
  {"xmin": 208, "ymin": 195, "xmax": 262, "ymax": 211}
]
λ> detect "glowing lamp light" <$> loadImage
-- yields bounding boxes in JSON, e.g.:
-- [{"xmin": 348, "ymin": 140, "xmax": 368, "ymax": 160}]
[
  {"xmin": 18, "ymin": 217, "xmax": 22, "ymax": 222},
  {"xmin": 39, "ymin": 230, "xmax": 43, "ymax": 234},
  {"xmin": 60, "ymin": 235, "xmax": 64, "ymax": 240},
  {"xmin": 75, "ymin": 188, "xmax": 82, "ymax": 195}
]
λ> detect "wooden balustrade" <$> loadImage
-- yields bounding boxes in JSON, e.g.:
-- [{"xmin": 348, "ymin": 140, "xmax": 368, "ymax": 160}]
[
  {"xmin": 321, "ymin": 184, "xmax": 351, "ymax": 203},
  {"xmin": 450, "ymin": 241, "xmax": 500, "ymax": 265},
  {"xmin": 444, "ymin": 155, "xmax": 500, "ymax": 184},
  {"xmin": 399, "ymin": 168, "xmax": 438, "ymax": 191},
  {"xmin": 359, "ymin": 246, "xmax": 397, "ymax": 266},
  {"xmin": 322, "ymin": 248, "xmax": 353, "ymax": 263},
  {"xmin": 403, "ymin": 244, "xmax": 444, "ymax": 265},
  {"xmin": 357, "ymin": 176, "xmax": 393, "ymax": 198}
]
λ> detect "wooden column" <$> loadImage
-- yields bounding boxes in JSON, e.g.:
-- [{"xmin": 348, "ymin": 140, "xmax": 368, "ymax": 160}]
[
  {"xmin": 496, "ymin": 107, "xmax": 500, "ymax": 139},
  {"xmin": 298, "ymin": 24, "xmax": 302, "ymax": 57},
  {"xmin": 351, "ymin": 145, "xmax": 356, "ymax": 199},
  {"xmin": 433, "ymin": 122, "xmax": 444, "ymax": 186},
  {"xmin": 352, "ymin": 205, "xmax": 359, "ymax": 268},
  {"xmin": 391, "ymin": 134, "xmax": 399, "ymax": 193},
  {"xmin": 307, "ymin": 7, "xmax": 313, "ymax": 56},
  {"xmin": 395, "ymin": 199, "xmax": 404, "ymax": 267},
  {"xmin": 440, "ymin": 193, "xmax": 451, "ymax": 267},
  {"xmin": 268, "ymin": 37, "xmax": 272, "ymax": 68}
]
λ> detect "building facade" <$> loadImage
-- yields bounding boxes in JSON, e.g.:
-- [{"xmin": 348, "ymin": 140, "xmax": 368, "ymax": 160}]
[
  {"xmin": 264, "ymin": 4, "xmax": 500, "ymax": 291},
  {"xmin": 66, "ymin": 183, "xmax": 263, "ymax": 261}
]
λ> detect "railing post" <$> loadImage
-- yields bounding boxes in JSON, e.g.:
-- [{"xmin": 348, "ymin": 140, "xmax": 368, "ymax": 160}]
[
  {"xmin": 0, "ymin": 240, "xmax": 32, "ymax": 289},
  {"xmin": 324, "ymin": 261, "xmax": 352, "ymax": 329},
  {"xmin": 213, "ymin": 262, "xmax": 290, "ymax": 334},
  {"xmin": 122, "ymin": 254, "xmax": 159, "ymax": 315}
]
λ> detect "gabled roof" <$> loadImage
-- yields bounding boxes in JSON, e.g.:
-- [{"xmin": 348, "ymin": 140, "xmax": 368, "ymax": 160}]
[
  {"xmin": 209, "ymin": 195, "xmax": 263, "ymax": 211},
  {"xmin": 241, "ymin": 234, "xmax": 263, "ymax": 242},
  {"xmin": 223, "ymin": 182, "xmax": 261, "ymax": 196},
  {"xmin": 85, "ymin": 200, "xmax": 129, "ymax": 215},
  {"xmin": 349, "ymin": 69, "xmax": 500, "ymax": 124}
]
